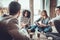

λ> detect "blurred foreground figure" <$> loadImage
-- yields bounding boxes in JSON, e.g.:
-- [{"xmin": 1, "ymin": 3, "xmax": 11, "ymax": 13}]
[{"xmin": 0, "ymin": 1, "xmax": 31, "ymax": 40}]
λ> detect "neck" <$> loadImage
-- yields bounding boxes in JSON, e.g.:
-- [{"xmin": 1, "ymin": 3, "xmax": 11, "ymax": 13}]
[
  {"xmin": 43, "ymin": 16, "xmax": 47, "ymax": 19},
  {"xmin": 12, "ymin": 14, "xmax": 18, "ymax": 19}
]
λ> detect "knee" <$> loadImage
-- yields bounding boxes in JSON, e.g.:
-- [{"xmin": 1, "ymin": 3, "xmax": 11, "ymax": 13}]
[{"xmin": 44, "ymin": 27, "xmax": 52, "ymax": 33}]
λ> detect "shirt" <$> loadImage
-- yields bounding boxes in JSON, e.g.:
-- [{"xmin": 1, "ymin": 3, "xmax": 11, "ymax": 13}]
[{"xmin": 49, "ymin": 15, "xmax": 60, "ymax": 23}]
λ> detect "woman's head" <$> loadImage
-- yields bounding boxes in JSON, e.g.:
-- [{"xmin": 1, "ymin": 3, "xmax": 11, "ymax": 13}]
[
  {"xmin": 22, "ymin": 10, "xmax": 31, "ymax": 18},
  {"xmin": 41, "ymin": 10, "xmax": 48, "ymax": 18}
]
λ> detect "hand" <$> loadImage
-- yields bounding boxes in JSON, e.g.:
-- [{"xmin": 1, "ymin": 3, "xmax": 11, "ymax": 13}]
[
  {"xmin": 23, "ymin": 23, "xmax": 26, "ymax": 26},
  {"xmin": 34, "ymin": 22, "xmax": 38, "ymax": 24},
  {"xmin": 48, "ymin": 22, "xmax": 54, "ymax": 26},
  {"xmin": 39, "ymin": 23, "xmax": 47, "ymax": 27},
  {"xmin": 21, "ymin": 23, "xmax": 27, "ymax": 28},
  {"xmin": 39, "ymin": 24, "xmax": 44, "ymax": 27}
]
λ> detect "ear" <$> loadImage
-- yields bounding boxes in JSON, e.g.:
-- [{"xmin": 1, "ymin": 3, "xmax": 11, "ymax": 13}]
[
  {"xmin": 17, "ymin": 10, "xmax": 20, "ymax": 18},
  {"xmin": 18, "ymin": 10, "xmax": 20, "ymax": 15}
]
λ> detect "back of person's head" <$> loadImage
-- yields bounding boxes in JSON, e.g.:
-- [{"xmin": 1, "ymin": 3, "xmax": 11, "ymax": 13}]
[
  {"xmin": 9, "ymin": 1, "xmax": 21, "ymax": 15},
  {"xmin": 22, "ymin": 10, "xmax": 31, "ymax": 18}
]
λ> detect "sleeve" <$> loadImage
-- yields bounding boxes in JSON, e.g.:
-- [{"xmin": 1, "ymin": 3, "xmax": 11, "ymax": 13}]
[
  {"xmin": 49, "ymin": 16, "xmax": 59, "ymax": 23},
  {"xmin": 29, "ymin": 18, "xmax": 31, "ymax": 26},
  {"xmin": 20, "ymin": 17, "xmax": 23, "ymax": 22},
  {"xmin": 35, "ymin": 18, "xmax": 42, "ymax": 22},
  {"xmin": 46, "ymin": 17, "xmax": 51, "ymax": 24},
  {"xmin": 7, "ymin": 19, "xmax": 31, "ymax": 40}
]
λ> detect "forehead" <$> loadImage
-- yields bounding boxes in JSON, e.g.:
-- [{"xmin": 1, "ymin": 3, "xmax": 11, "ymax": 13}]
[
  {"xmin": 25, "ymin": 11, "xmax": 28, "ymax": 14},
  {"xmin": 55, "ymin": 8, "xmax": 60, "ymax": 11}
]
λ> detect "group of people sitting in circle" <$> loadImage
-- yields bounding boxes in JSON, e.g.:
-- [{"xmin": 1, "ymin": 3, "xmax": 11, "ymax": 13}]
[
  {"xmin": 0, "ymin": 1, "xmax": 60, "ymax": 40},
  {"xmin": 20, "ymin": 10, "xmax": 52, "ymax": 33}
]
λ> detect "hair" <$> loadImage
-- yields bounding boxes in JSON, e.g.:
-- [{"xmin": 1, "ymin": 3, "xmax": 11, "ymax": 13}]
[
  {"xmin": 56, "ymin": 6, "xmax": 60, "ymax": 10},
  {"xmin": 9, "ymin": 1, "xmax": 21, "ymax": 15},
  {"xmin": 41, "ymin": 10, "xmax": 48, "ymax": 18},
  {"xmin": 22, "ymin": 10, "xmax": 31, "ymax": 18}
]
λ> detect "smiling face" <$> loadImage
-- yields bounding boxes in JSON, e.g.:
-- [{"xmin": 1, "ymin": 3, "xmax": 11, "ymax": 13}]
[
  {"xmin": 55, "ymin": 8, "xmax": 60, "ymax": 15},
  {"xmin": 41, "ymin": 10, "xmax": 48, "ymax": 19},
  {"xmin": 41, "ymin": 11, "xmax": 46, "ymax": 18},
  {"xmin": 24, "ymin": 12, "xmax": 28, "ymax": 17},
  {"xmin": 41, "ymin": 12, "xmax": 46, "ymax": 16}
]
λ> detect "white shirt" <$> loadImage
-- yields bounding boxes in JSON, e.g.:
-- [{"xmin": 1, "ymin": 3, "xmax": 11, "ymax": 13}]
[{"xmin": 49, "ymin": 15, "xmax": 60, "ymax": 23}]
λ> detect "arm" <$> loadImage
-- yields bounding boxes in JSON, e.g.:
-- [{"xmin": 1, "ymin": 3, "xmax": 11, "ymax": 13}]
[
  {"xmin": 34, "ymin": 18, "xmax": 42, "ymax": 25},
  {"xmin": 20, "ymin": 17, "xmax": 27, "ymax": 28},
  {"xmin": 48, "ymin": 17, "xmax": 57, "ymax": 26},
  {"xmin": 49, "ymin": 16, "xmax": 60, "ymax": 25},
  {"xmin": 35, "ymin": 18, "xmax": 42, "ymax": 22},
  {"xmin": 39, "ymin": 17, "xmax": 50, "ymax": 27}
]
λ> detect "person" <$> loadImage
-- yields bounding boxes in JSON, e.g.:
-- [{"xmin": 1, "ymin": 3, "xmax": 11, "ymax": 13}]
[
  {"xmin": 46, "ymin": 6, "xmax": 60, "ymax": 40},
  {"xmin": 20, "ymin": 10, "xmax": 31, "ymax": 29},
  {"xmin": 29, "ymin": 10, "xmax": 52, "ymax": 33},
  {"xmin": 49, "ymin": 6, "xmax": 60, "ymax": 24},
  {"xmin": 49, "ymin": 6, "xmax": 60, "ymax": 33},
  {"xmin": 0, "ymin": 1, "xmax": 31, "ymax": 40}
]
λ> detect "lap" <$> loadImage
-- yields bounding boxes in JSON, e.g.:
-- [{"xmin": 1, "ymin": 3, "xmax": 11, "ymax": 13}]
[{"xmin": 46, "ymin": 32, "xmax": 60, "ymax": 40}]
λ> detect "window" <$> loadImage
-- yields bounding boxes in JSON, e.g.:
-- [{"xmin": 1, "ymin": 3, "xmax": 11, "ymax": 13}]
[
  {"xmin": 44, "ymin": 0, "xmax": 50, "ymax": 16},
  {"xmin": 1, "ymin": 0, "xmax": 14, "ymax": 7},
  {"xmin": 34, "ymin": 0, "xmax": 43, "ymax": 22},
  {"xmin": 18, "ymin": 0, "xmax": 30, "ymax": 10},
  {"xmin": 57, "ymin": 0, "xmax": 60, "ymax": 6}
]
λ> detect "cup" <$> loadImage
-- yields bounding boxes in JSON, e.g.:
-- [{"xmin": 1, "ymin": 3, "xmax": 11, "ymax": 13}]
[
  {"xmin": 29, "ymin": 33, "xmax": 34, "ymax": 39},
  {"xmin": 37, "ymin": 32, "xmax": 40, "ymax": 38}
]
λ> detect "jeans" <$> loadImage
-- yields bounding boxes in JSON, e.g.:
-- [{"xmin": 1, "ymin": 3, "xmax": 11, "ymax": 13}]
[
  {"xmin": 46, "ymin": 32, "xmax": 60, "ymax": 40},
  {"xmin": 29, "ymin": 25, "xmax": 52, "ymax": 33},
  {"xmin": 38, "ymin": 26, "xmax": 52, "ymax": 33}
]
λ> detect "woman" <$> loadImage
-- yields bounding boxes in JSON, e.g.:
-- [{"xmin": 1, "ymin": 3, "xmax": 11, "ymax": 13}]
[
  {"xmin": 20, "ymin": 10, "xmax": 31, "ymax": 29},
  {"xmin": 30, "ymin": 10, "xmax": 52, "ymax": 33}
]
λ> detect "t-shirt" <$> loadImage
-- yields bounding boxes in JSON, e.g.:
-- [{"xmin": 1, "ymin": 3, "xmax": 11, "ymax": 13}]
[{"xmin": 49, "ymin": 15, "xmax": 60, "ymax": 23}]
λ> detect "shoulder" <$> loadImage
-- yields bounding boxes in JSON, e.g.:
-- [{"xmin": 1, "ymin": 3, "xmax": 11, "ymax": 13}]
[
  {"xmin": 9, "ymin": 18, "xmax": 18, "ymax": 24},
  {"xmin": 7, "ymin": 18, "xmax": 19, "ymax": 30},
  {"xmin": 46, "ymin": 17, "xmax": 50, "ymax": 20}
]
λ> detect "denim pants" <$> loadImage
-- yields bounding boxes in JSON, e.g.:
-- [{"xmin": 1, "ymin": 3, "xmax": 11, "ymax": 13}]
[
  {"xmin": 46, "ymin": 32, "xmax": 60, "ymax": 40},
  {"xmin": 38, "ymin": 26, "xmax": 52, "ymax": 33},
  {"xmin": 29, "ymin": 25, "xmax": 52, "ymax": 33}
]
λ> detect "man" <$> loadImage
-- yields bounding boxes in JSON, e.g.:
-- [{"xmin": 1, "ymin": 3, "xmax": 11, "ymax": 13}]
[
  {"xmin": 49, "ymin": 6, "xmax": 60, "ymax": 23},
  {"xmin": 0, "ymin": 1, "xmax": 31, "ymax": 40},
  {"xmin": 46, "ymin": 6, "xmax": 60, "ymax": 40}
]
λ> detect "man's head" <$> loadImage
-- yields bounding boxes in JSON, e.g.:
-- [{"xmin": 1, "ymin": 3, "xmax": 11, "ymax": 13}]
[
  {"xmin": 9, "ymin": 1, "xmax": 21, "ymax": 18},
  {"xmin": 55, "ymin": 6, "xmax": 60, "ymax": 15}
]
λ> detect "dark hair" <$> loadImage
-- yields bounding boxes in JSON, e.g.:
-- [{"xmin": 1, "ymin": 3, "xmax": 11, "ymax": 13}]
[
  {"xmin": 9, "ymin": 1, "xmax": 21, "ymax": 15},
  {"xmin": 56, "ymin": 6, "xmax": 60, "ymax": 9},
  {"xmin": 22, "ymin": 10, "xmax": 31, "ymax": 18},
  {"xmin": 41, "ymin": 10, "xmax": 48, "ymax": 18}
]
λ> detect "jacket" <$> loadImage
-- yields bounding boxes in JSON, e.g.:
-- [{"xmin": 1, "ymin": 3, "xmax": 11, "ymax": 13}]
[{"xmin": 0, "ymin": 15, "xmax": 31, "ymax": 40}]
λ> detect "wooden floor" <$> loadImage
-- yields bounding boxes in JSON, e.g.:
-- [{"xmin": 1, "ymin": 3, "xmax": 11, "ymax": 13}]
[
  {"xmin": 19, "ymin": 26, "xmax": 58, "ymax": 40},
  {"xmin": 29, "ymin": 26, "xmax": 58, "ymax": 40},
  {"xmin": 30, "ymin": 32, "xmax": 53, "ymax": 40}
]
